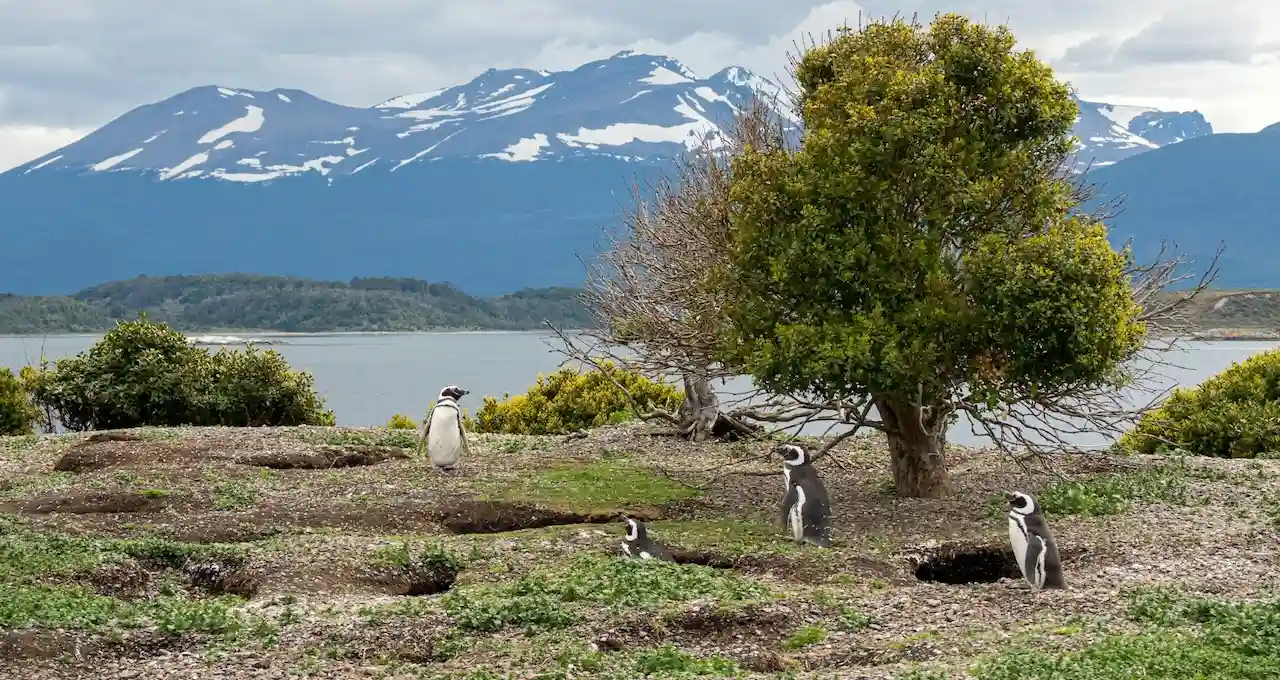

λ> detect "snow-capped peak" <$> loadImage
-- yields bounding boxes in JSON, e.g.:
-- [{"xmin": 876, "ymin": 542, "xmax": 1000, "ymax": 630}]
[{"xmin": 9, "ymin": 52, "xmax": 1213, "ymax": 183}]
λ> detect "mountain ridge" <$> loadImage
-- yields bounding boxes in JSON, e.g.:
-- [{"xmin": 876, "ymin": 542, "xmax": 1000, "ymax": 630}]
[
  {"xmin": 0, "ymin": 51, "xmax": 1236, "ymax": 296},
  {"xmin": 9, "ymin": 51, "xmax": 1208, "ymax": 181}
]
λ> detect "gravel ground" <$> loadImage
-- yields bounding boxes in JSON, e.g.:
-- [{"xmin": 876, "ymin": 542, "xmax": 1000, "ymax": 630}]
[{"xmin": 1, "ymin": 422, "xmax": 1277, "ymax": 679}]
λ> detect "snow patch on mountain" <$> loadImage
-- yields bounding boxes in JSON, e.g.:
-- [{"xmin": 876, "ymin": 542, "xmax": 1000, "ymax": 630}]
[
  {"xmin": 197, "ymin": 105, "xmax": 265, "ymax": 144},
  {"xmin": 7, "ymin": 52, "xmax": 1213, "ymax": 183}
]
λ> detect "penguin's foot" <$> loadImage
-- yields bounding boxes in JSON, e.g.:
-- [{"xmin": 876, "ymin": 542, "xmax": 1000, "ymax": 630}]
[{"xmin": 803, "ymin": 535, "xmax": 833, "ymax": 548}]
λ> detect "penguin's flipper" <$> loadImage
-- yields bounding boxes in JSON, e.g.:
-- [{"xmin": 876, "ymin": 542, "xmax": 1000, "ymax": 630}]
[
  {"xmin": 417, "ymin": 408, "xmax": 433, "ymax": 457},
  {"xmin": 1025, "ymin": 535, "xmax": 1047, "ymax": 591},
  {"xmin": 456, "ymin": 415, "xmax": 471, "ymax": 459}
]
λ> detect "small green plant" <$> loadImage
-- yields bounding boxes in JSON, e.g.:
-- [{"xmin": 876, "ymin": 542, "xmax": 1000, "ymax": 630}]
[
  {"xmin": 632, "ymin": 644, "xmax": 740, "ymax": 676},
  {"xmin": 1122, "ymin": 349, "xmax": 1280, "ymax": 458},
  {"xmin": 208, "ymin": 474, "xmax": 258, "ymax": 511},
  {"xmin": 442, "ymin": 554, "xmax": 769, "ymax": 635},
  {"xmin": 0, "ymin": 367, "xmax": 38, "ymax": 436},
  {"xmin": 783, "ymin": 625, "xmax": 828, "ymax": 649},
  {"xmin": 971, "ymin": 587, "xmax": 1280, "ymax": 679},
  {"xmin": 482, "ymin": 459, "xmax": 701, "ymax": 513},
  {"xmin": 386, "ymin": 413, "xmax": 417, "ymax": 430},
  {"xmin": 1003, "ymin": 462, "xmax": 1202, "ymax": 517},
  {"xmin": 468, "ymin": 363, "xmax": 682, "ymax": 435}
]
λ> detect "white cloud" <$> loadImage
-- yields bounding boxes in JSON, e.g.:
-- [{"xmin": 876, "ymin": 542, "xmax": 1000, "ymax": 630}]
[
  {"xmin": 0, "ymin": 125, "xmax": 89, "ymax": 172},
  {"xmin": 0, "ymin": 0, "xmax": 1277, "ymax": 171}
]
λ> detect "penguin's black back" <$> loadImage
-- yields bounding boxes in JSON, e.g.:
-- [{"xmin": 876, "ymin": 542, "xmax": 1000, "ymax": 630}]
[{"xmin": 1024, "ymin": 512, "xmax": 1066, "ymax": 589}]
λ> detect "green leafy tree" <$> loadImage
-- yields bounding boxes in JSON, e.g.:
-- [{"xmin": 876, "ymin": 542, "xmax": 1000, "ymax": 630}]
[
  {"xmin": 720, "ymin": 14, "xmax": 1146, "ymax": 497},
  {"xmin": 28, "ymin": 317, "xmax": 333, "ymax": 430},
  {"xmin": 0, "ymin": 367, "xmax": 38, "ymax": 436}
]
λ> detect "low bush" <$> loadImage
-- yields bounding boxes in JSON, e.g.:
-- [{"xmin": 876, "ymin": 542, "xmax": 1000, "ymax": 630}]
[
  {"xmin": 0, "ymin": 367, "xmax": 38, "ymax": 436},
  {"xmin": 25, "ymin": 318, "xmax": 334, "ymax": 431},
  {"xmin": 469, "ymin": 363, "xmax": 682, "ymax": 435},
  {"xmin": 1121, "ymin": 349, "xmax": 1280, "ymax": 457},
  {"xmin": 386, "ymin": 413, "xmax": 417, "ymax": 430}
]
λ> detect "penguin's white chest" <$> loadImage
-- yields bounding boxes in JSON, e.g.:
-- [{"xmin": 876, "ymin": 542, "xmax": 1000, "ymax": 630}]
[
  {"xmin": 788, "ymin": 486, "xmax": 806, "ymax": 542},
  {"xmin": 1008, "ymin": 514, "xmax": 1030, "ymax": 580},
  {"xmin": 427, "ymin": 405, "xmax": 462, "ymax": 466}
]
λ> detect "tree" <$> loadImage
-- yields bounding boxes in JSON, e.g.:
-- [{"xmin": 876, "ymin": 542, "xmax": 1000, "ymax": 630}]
[
  {"xmin": 554, "ymin": 94, "xmax": 797, "ymax": 441},
  {"xmin": 719, "ymin": 14, "xmax": 1151, "ymax": 497}
]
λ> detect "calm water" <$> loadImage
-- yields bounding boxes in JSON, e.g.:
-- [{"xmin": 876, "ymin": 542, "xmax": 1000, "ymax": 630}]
[{"xmin": 2, "ymin": 332, "xmax": 1276, "ymax": 447}]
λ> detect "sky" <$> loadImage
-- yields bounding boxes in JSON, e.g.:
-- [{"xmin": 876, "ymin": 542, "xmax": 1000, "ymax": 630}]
[{"xmin": 0, "ymin": 0, "xmax": 1276, "ymax": 171}]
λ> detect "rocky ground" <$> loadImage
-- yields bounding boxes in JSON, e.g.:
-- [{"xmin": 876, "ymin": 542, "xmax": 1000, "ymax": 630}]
[{"xmin": 0, "ymin": 422, "xmax": 1277, "ymax": 679}]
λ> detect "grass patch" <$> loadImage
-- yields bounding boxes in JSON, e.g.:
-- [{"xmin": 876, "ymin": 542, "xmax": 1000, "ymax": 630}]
[
  {"xmin": 970, "ymin": 587, "xmax": 1280, "ymax": 679},
  {"xmin": 990, "ymin": 460, "xmax": 1216, "ymax": 517},
  {"xmin": 288, "ymin": 427, "xmax": 418, "ymax": 450},
  {"xmin": 479, "ymin": 459, "xmax": 701, "ymax": 513},
  {"xmin": 440, "ymin": 553, "xmax": 770, "ymax": 634},
  {"xmin": 0, "ymin": 434, "xmax": 40, "ymax": 454},
  {"xmin": 647, "ymin": 519, "xmax": 800, "ymax": 557},
  {"xmin": 0, "ymin": 471, "xmax": 74, "ymax": 499},
  {"xmin": 783, "ymin": 624, "xmax": 828, "ymax": 649},
  {"xmin": 202, "ymin": 468, "xmax": 260, "ymax": 511},
  {"xmin": 0, "ymin": 528, "xmax": 265, "ymax": 638}
]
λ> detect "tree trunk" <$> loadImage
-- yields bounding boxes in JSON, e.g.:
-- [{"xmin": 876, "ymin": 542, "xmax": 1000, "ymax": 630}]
[
  {"xmin": 679, "ymin": 373, "xmax": 721, "ymax": 442},
  {"xmin": 874, "ymin": 395, "xmax": 953, "ymax": 499}
]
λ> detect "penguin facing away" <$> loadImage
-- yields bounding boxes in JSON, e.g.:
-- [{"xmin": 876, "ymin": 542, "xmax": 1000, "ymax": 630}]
[
  {"xmin": 418, "ymin": 385, "xmax": 470, "ymax": 470},
  {"xmin": 621, "ymin": 518, "xmax": 674, "ymax": 561},
  {"xmin": 1005, "ymin": 490, "xmax": 1066, "ymax": 591},
  {"xmin": 776, "ymin": 444, "xmax": 834, "ymax": 548}
]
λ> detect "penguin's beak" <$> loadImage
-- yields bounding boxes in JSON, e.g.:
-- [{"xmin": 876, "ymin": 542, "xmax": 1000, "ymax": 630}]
[
  {"xmin": 1002, "ymin": 490, "xmax": 1017, "ymax": 502},
  {"xmin": 460, "ymin": 389, "xmax": 470, "ymax": 396}
]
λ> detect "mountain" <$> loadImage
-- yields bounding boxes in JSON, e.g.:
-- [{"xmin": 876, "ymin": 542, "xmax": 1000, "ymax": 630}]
[
  {"xmin": 1084, "ymin": 122, "xmax": 1280, "ymax": 289},
  {"xmin": 12, "ymin": 52, "xmax": 787, "ymax": 182},
  {"xmin": 0, "ymin": 51, "xmax": 1213, "ymax": 295},
  {"xmin": 0, "ymin": 274, "xmax": 591, "ymax": 334},
  {"xmin": 1069, "ymin": 99, "xmax": 1212, "ymax": 171}
]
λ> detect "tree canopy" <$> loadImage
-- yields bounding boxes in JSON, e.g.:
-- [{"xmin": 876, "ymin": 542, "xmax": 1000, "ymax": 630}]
[{"xmin": 718, "ymin": 14, "xmax": 1147, "ymax": 497}]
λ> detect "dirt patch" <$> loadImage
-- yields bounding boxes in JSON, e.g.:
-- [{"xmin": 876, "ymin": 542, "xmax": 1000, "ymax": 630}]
[
  {"xmin": 240, "ymin": 445, "xmax": 409, "ymax": 470},
  {"xmin": 159, "ymin": 521, "xmax": 283, "ymax": 545},
  {"xmin": 431, "ymin": 499, "xmax": 660, "ymax": 534},
  {"xmin": 361, "ymin": 563, "xmax": 459, "ymax": 597},
  {"xmin": 89, "ymin": 558, "xmax": 153, "ymax": 599},
  {"xmin": 0, "ymin": 629, "xmax": 187, "ymax": 662},
  {"xmin": 906, "ymin": 541, "xmax": 1091, "ymax": 585},
  {"xmin": 10, "ymin": 491, "xmax": 172, "ymax": 515},
  {"xmin": 54, "ymin": 442, "xmax": 140, "ymax": 473}
]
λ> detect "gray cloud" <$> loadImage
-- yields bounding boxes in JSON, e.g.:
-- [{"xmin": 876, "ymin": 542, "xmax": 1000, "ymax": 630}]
[
  {"xmin": 1058, "ymin": 9, "xmax": 1277, "ymax": 72},
  {"xmin": 0, "ymin": 0, "xmax": 1274, "ymax": 137}
]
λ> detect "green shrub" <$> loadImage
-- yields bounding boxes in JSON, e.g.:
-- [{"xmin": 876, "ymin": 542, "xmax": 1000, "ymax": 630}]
[
  {"xmin": 27, "ymin": 318, "xmax": 334, "ymax": 430},
  {"xmin": 386, "ymin": 413, "xmax": 417, "ymax": 429},
  {"xmin": 0, "ymin": 367, "xmax": 38, "ymax": 436},
  {"xmin": 469, "ymin": 363, "xmax": 682, "ymax": 435},
  {"xmin": 1122, "ymin": 349, "xmax": 1280, "ymax": 457}
]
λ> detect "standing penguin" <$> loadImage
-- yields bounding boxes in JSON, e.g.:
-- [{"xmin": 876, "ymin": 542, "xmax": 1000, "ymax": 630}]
[
  {"xmin": 776, "ymin": 443, "xmax": 833, "ymax": 547},
  {"xmin": 620, "ymin": 518, "xmax": 674, "ymax": 561},
  {"xmin": 418, "ymin": 385, "xmax": 470, "ymax": 470},
  {"xmin": 1005, "ymin": 490, "xmax": 1066, "ymax": 591}
]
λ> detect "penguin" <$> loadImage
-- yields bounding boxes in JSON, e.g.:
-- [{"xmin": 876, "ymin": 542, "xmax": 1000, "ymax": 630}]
[
  {"xmin": 620, "ymin": 518, "xmax": 674, "ymax": 561},
  {"xmin": 1005, "ymin": 490, "xmax": 1066, "ymax": 591},
  {"xmin": 776, "ymin": 443, "xmax": 833, "ymax": 547},
  {"xmin": 418, "ymin": 385, "xmax": 470, "ymax": 470}
]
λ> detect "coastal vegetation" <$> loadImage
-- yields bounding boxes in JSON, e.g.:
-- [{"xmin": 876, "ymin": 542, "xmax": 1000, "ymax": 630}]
[{"xmin": 0, "ymin": 274, "xmax": 591, "ymax": 334}]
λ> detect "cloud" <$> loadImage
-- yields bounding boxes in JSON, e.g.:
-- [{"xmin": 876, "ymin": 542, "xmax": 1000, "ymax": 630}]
[
  {"xmin": 0, "ymin": 125, "xmax": 91, "ymax": 172},
  {"xmin": 1058, "ymin": 9, "xmax": 1280, "ymax": 72},
  {"xmin": 0, "ymin": 0, "xmax": 1277, "ymax": 171}
]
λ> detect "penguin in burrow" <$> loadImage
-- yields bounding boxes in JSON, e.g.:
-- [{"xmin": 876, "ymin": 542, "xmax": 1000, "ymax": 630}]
[
  {"xmin": 620, "ymin": 517, "xmax": 674, "ymax": 561},
  {"xmin": 776, "ymin": 443, "xmax": 834, "ymax": 547},
  {"xmin": 418, "ymin": 385, "xmax": 470, "ymax": 470},
  {"xmin": 1004, "ymin": 490, "xmax": 1066, "ymax": 591}
]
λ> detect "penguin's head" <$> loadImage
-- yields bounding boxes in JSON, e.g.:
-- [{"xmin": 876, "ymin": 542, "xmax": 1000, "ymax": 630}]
[
  {"xmin": 624, "ymin": 517, "xmax": 641, "ymax": 541},
  {"xmin": 1004, "ymin": 490, "xmax": 1038, "ymax": 515},
  {"xmin": 775, "ymin": 443, "xmax": 809, "ymax": 467},
  {"xmin": 439, "ymin": 385, "xmax": 470, "ymax": 400}
]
